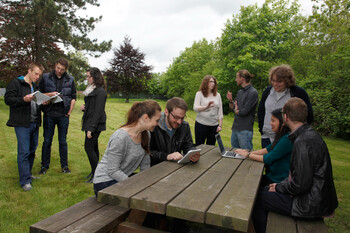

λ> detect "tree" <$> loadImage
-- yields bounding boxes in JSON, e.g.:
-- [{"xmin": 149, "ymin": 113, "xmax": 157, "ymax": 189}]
[
  {"xmin": 105, "ymin": 36, "xmax": 152, "ymax": 103},
  {"xmin": 218, "ymin": 0, "xmax": 303, "ymax": 93},
  {"xmin": 0, "ymin": 0, "xmax": 111, "ymax": 83}
]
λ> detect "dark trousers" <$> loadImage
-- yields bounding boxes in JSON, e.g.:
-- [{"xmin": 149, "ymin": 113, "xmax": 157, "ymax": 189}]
[
  {"xmin": 15, "ymin": 122, "xmax": 39, "ymax": 186},
  {"xmin": 41, "ymin": 114, "xmax": 69, "ymax": 169},
  {"xmin": 252, "ymin": 186, "xmax": 293, "ymax": 233},
  {"xmin": 93, "ymin": 180, "xmax": 118, "ymax": 196},
  {"xmin": 194, "ymin": 121, "xmax": 217, "ymax": 146},
  {"xmin": 261, "ymin": 138, "xmax": 272, "ymax": 149},
  {"xmin": 84, "ymin": 131, "xmax": 101, "ymax": 176}
]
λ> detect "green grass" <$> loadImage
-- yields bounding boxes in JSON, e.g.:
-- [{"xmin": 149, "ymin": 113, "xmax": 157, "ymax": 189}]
[{"xmin": 0, "ymin": 97, "xmax": 349, "ymax": 232}]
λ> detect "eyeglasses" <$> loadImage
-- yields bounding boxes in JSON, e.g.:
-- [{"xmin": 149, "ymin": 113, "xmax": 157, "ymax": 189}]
[
  {"xmin": 209, "ymin": 81, "xmax": 215, "ymax": 83},
  {"xmin": 170, "ymin": 112, "xmax": 186, "ymax": 121}
]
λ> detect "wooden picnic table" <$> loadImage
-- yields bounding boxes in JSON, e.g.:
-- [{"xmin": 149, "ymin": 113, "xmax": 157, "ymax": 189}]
[{"xmin": 97, "ymin": 144, "xmax": 264, "ymax": 232}]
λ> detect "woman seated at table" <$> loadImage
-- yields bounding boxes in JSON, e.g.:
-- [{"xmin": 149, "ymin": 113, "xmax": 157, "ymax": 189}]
[
  {"xmin": 93, "ymin": 100, "xmax": 161, "ymax": 196},
  {"xmin": 235, "ymin": 108, "xmax": 292, "ymax": 187}
]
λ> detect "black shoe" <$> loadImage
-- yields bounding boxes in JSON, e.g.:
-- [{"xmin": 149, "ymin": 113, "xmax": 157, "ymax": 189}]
[
  {"xmin": 62, "ymin": 167, "xmax": 71, "ymax": 173},
  {"xmin": 85, "ymin": 176, "xmax": 93, "ymax": 183},
  {"xmin": 39, "ymin": 167, "xmax": 48, "ymax": 175},
  {"xmin": 85, "ymin": 172, "xmax": 93, "ymax": 179}
]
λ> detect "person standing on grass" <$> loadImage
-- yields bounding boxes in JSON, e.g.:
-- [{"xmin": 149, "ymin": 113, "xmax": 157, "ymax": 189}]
[
  {"xmin": 193, "ymin": 75, "xmax": 223, "ymax": 146},
  {"xmin": 80, "ymin": 67, "xmax": 107, "ymax": 183},
  {"xmin": 93, "ymin": 100, "xmax": 161, "ymax": 196},
  {"xmin": 5, "ymin": 62, "xmax": 44, "ymax": 191},
  {"xmin": 38, "ymin": 58, "xmax": 76, "ymax": 175},
  {"xmin": 226, "ymin": 69, "xmax": 259, "ymax": 150},
  {"xmin": 257, "ymin": 64, "xmax": 313, "ymax": 148},
  {"xmin": 252, "ymin": 97, "xmax": 338, "ymax": 233}
]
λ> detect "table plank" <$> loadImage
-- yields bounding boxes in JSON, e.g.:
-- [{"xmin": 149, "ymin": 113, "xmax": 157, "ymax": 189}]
[
  {"xmin": 206, "ymin": 159, "xmax": 264, "ymax": 232},
  {"xmin": 97, "ymin": 144, "xmax": 214, "ymax": 207},
  {"xmin": 167, "ymin": 157, "xmax": 242, "ymax": 223},
  {"xmin": 130, "ymin": 147, "xmax": 222, "ymax": 214}
]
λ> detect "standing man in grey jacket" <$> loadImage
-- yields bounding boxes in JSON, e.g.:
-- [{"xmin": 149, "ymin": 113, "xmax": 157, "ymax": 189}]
[{"xmin": 227, "ymin": 70, "xmax": 259, "ymax": 150}]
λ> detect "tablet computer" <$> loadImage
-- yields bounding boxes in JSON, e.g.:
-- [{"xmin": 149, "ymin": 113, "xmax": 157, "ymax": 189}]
[{"xmin": 177, "ymin": 148, "xmax": 201, "ymax": 164}]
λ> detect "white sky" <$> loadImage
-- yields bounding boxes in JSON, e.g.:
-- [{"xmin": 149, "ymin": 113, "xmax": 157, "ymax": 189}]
[{"xmin": 80, "ymin": 0, "xmax": 314, "ymax": 73}]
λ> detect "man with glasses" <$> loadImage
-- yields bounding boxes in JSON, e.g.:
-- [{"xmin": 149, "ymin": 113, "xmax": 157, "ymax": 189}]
[
  {"xmin": 150, "ymin": 97, "xmax": 200, "ymax": 166},
  {"xmin": 38, "ymin": 58, "xmax": 76, "ymax": 174}
]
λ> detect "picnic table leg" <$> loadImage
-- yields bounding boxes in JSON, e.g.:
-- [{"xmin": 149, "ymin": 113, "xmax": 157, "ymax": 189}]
[{"xmin": 127, "ymin": 209, "xmax": 148, "ymax": 225}]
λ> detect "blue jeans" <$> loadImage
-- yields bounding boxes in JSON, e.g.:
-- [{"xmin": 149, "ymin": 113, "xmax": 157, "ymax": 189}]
[
  {"xmin": 15, "ymin": 122, "xmax": 39, "ymax": 186},
  {"xmin": 231, "ymin": 130, "xmax": 253, "ymax": 150},
  {"xmin": 94, "ymin": 180, "xmax": 118, "ymax": 196},
  {"xmin": 41, "ymin": 114, "xmax": 69, "ymax": 169}
]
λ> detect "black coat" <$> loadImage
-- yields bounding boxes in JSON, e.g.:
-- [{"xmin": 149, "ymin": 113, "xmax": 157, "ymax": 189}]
[
  {"xmin": 82, "ymin": 87, "xmax": 107, "ymax": 132},
  {"xmin": 150, "ymin": 113, "xmax": 195, "ymax": 166},
  {"xmin": 5, "ymin": 77, "xmax": 41, "ymax": 127},
  {"xmin": 276, "ymin": 124, "xmax": 338, "ymax": 218},
  {"xmin": 257, "ymin": 85, "xmax": 313, "ymax": 134}
]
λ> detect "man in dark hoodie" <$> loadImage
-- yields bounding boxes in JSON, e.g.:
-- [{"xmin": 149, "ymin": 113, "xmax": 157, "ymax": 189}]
[{"xmin": 5, "ymin": 62, "xmax": 44, "ymax": 191}]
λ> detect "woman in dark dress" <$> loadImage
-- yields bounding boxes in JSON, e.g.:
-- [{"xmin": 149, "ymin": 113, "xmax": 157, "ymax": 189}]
[{"xmin": 81, "ymin": 67, "xmax": 107, "ymax": 183}]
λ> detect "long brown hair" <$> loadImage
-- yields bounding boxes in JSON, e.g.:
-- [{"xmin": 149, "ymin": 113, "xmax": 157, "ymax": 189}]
[
  {"xmin": 199, "ymin": 75, "xmax": 217, "ymax": 97},
  {"xmin": 121, "ymin": 100, "xmax": 161, "ymax": 153},
  {"xmin": 87, "ymin": 67, "xmax": 106, "ymax": 90}
]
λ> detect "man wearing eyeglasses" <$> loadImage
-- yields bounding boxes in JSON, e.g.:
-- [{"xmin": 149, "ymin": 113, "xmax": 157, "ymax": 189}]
[{"xmin": 150, "ymin": 97, "xmax": 200, "ymax": 166}]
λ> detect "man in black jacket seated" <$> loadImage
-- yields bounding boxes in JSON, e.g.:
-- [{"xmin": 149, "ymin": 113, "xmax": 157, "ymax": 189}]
[
  {"xmin": 252, "ymin": 97, "xmax": 338, "ymax": 233},
  {"xmin": 150, "ymin": 97, "xmax": 200, "ymax": 166}
]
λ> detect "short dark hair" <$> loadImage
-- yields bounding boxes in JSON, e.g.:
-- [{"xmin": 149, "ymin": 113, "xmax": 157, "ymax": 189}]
[
  {"xmin": 28, "ymin": 62, "xmax": 44, "ymax": 72},
  {"xmin": 237, "ymin": 70, "xmax": 254, "ymax": 83},
  {"xmin": 56, "ymin": 58, "xmax": 69, "ymax": 68},
  {"xmin": 269, "ymin": 64, "xmax": 296, "ymax": 88},
  {"xmin": 166, "ymin": 97, "xmax": 188, "ymax": 113},
  {"xmin": 283, "ymin": 97, "xmax": 308, "ymax": 123}
]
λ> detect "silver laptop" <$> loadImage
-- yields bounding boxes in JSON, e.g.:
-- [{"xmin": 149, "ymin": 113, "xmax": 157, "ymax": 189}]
[{"xmin": 215, "ymin": 133, "xmax": 245, "ymax": 159}]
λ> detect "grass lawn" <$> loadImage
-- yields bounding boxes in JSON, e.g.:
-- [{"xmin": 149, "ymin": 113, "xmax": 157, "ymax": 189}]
[{"xmin": 0, "ymin": 97, "xmax": 349, "ymax": 232}]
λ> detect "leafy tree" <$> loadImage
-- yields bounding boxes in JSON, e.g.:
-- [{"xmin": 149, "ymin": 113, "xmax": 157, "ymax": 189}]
[
  {"xmin": 161, "ymin": 38, "xmax": 218, "ymax": 105},
  {"xmin": 0, "ymin": 0, "xmax": 111, "ymax": 83},
  {"xmin": 218, "ymin": 0, "xmax": 303, "ymax": 94},
  {"xmin": 105, "ymin": 36, "xmax": 152, "ymax": 103},
  {"xmin": 67, "ymin": 51, "xmax": 90, "ymax": 91},
  {"xmin": 290, "ymin": 0, "xmax": 350, "ymax": 137}
]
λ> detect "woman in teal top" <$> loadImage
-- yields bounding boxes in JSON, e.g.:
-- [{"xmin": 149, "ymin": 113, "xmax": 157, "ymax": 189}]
[{"xmin": 235, "ymin": 108, "xmax": 292, "ymax": 187}]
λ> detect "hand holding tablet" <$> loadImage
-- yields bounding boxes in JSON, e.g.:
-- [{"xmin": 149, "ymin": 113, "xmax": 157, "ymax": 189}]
[{"xmin": 177, "ymin": 149, "xmax": 202, "ymax": 164}]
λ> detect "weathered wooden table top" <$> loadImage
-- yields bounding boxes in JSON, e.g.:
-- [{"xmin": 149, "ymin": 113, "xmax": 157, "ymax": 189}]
[{"xmin": 97, "ymin": 144, "xmax": 264, "ymax": 232}]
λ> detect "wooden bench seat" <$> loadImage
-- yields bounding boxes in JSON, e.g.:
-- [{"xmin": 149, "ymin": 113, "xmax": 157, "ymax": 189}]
[
  {"xmin": 266, "ymin": 212, "xmax": 328, "ymax": 233},
  {"xmin": 30, "ymin": 196, "xmax": 130, "ymax": 233}
]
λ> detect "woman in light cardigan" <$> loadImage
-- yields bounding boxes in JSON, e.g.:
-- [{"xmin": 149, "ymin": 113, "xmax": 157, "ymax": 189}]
[{"xmin": 193, "ymin": 75, "xmax": 223, "ymax": 146}]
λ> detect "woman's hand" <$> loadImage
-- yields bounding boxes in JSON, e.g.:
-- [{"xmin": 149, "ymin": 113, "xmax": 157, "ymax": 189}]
[
  {"xmin": 207, "ymin": 101, "xmax": 214, "ymax": 109},
  {"xmin": 80, "ymin": 104, "xmax": 85, "ymax": 111},
  {"xmin": 235, "ymin": 149, "xmax": 249, "ymax": 157},
  {"xmin": 217, "ymin": 125, "xmax": 222, "ymax": 132}
]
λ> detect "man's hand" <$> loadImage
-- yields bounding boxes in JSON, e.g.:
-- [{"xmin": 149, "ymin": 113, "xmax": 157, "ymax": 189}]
[
  {"xmin": 87, "ymin": 131, "xmax": 92, "ymax": 139},
  {"xmin": 80, "ymin": 104, "xmax": 85, "ymax": 111},
  {"xmin": 23, "ymin": 94, "xmax": 34, "ymax": 102},
  {"xmin": 167, "ymin": 152, "xmax": 183, "ymax": 161},
  {"xmin": 189, "ymin": 152, "xmax": 200, "ymax": 162},
  {"xmin": 226, "ymin": 91, "xmax": 233, "ymax": 102},
  {"xmin": 269, "ymin": 183, "xmax": 277, "ymax": 192}
]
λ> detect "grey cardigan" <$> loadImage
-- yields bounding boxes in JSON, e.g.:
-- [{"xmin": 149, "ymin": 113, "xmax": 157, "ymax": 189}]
[{"xmin": 93, "ymin": 129, "xmax": 150, "ymax": 184}]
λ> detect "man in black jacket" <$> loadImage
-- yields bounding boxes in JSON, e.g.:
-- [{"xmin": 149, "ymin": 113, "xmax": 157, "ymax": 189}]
[
  {"xmin": 252, "ymin": 97, "xmax": 338, "ymax": 233},
  {"xmin": 38, "ymin": 58, "xmax": 76, "ymax": 174},
  {"xmin": 5, "ymin": 62, "xmax": 44, "ymax": 191},
  {"xmin": 150, "ymin": 97, "xmax": 200, "ymax": 166}
]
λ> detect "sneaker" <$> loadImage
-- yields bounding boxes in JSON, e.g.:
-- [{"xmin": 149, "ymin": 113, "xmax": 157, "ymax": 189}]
[
  {"xmin": 22, "ymin": 183, "xmax": 32, "ymax": 191},
  {"xmin": 62, "ymin": 167, "xmax": 71, "ymax": 173},
  {"xmin": 31, "ymin": 175, "xmax": 41, "ymax": 180},
  {"xmin": 39, "ymin": 167, "xmax": 48, "ymax": 175}
]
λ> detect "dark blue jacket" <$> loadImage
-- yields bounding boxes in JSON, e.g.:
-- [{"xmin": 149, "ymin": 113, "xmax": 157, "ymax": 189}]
[{"xmin": 39, "ymin": 70, "xmax": 76, "ymax": 115}]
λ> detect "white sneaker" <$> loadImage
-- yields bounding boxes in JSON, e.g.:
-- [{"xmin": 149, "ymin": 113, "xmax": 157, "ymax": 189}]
[{"xmin": 22, "ymin": 183, "xmax": 32, "ymax": 191}]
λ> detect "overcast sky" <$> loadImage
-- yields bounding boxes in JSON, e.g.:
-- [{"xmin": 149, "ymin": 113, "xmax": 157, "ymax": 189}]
[{"xmin": 81, "ymin": 0, "xmax": 314, "ymax": 73}]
